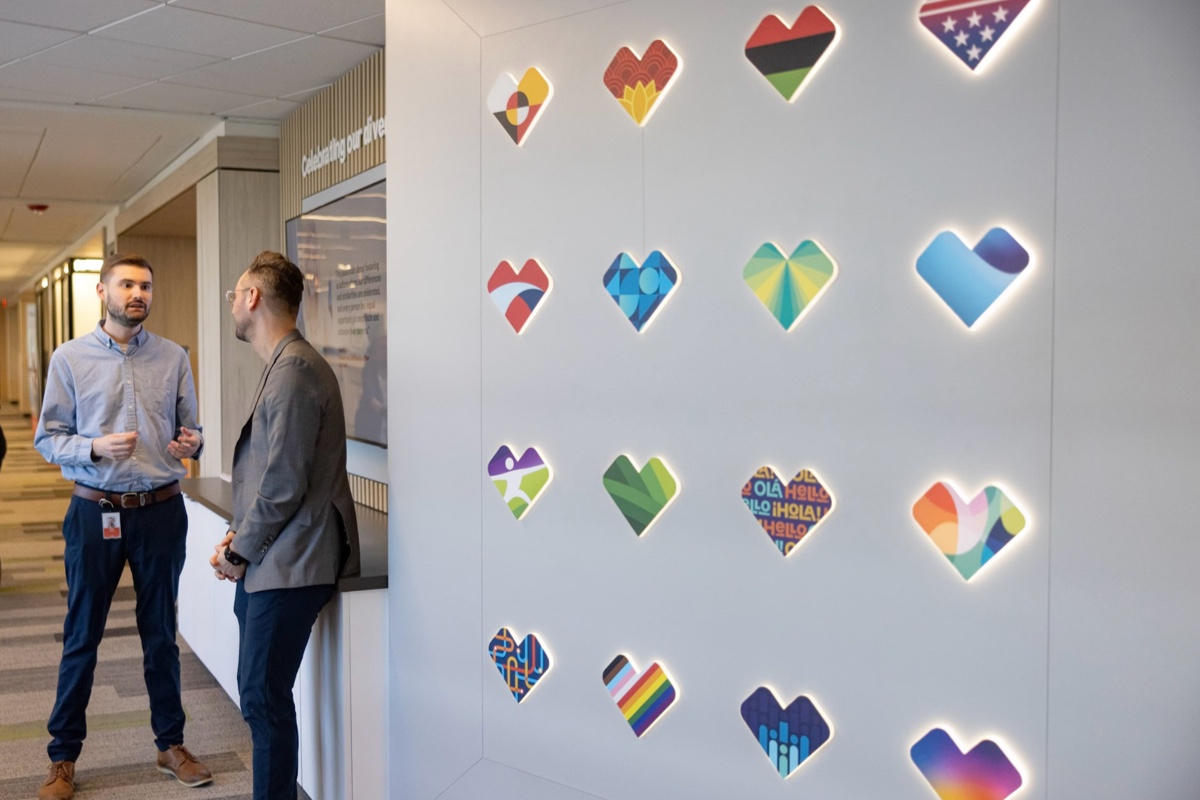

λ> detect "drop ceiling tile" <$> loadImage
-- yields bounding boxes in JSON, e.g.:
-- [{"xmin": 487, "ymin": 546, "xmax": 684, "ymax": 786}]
[
  {"xmin": 92, "ymin": 6, "xmax": 307, "ymax": 59},
  {"xmin": 91, "ymin": 80, "xmax": 269, "ymax": 115},
  {"xmin": 0, "ymin": 0, "xmax": 161, "ymax": 33},
  {"xmin": 164, "ymin": 36, "xmax": 378, "ymax": 99},
  {"xmin": 0, "ymin": 84, "xmax": 80, "ymax": 103},
  {"xmin": 0, "ymin": 242, "xmax": 65, "ymax": 282},
  {"xmin": 443, "ymin": 0, "xmax": 629, "ymax": 36},
  {"xmin": 0, "ymin": 60, "xmax": 148, "ymax": 101},
  {"xmin": 0, "ymin": 200, "xmax": 107, "ymax": 245},
  {"xmin": 0, "ymin": 130, "xmax": 43, "ymax": 196},
  {"xmin": 29, "ymin": 34, "xmax": 222, "ymax": 79},
  {"xmin": 222, "ymin": 97, "xmax": 300, "ymax": 120},
  {"xmin": 21, "ymin": 122, "xmax": 167, "ymax": 200},
  {"xmin": 169, "ymin": 0, "xmax": 383, "ymax": 36},
  {"xmin": 0, "ymin": 20, "xmax": 81, "ymax": 60},
  {"xmin": 280, "ymin": 86, "xmax": 327, "ymax": 103},
  {"xmin": 319, "ymin": 15, "xmax": 384, "ymax": 46}
]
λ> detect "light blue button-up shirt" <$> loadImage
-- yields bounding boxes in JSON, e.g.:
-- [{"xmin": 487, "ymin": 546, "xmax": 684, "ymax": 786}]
[{"xmin": 35, "ymin": 322, "xmax": 201, "ymax": 492}]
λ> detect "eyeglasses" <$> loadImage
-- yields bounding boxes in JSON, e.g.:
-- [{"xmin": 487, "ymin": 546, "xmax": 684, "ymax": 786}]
[{"xmin": 225, "ymin": 288, "xmax": 249, "ymax": 304}]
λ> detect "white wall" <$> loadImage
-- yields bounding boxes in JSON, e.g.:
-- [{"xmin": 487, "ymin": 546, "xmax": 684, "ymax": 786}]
[{"xmin": 388, "ymin": 0, "xmax": 1200, "ymax": 798}]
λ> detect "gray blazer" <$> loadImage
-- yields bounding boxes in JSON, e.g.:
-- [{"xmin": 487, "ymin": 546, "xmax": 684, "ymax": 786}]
[{"xmin": 231, "ymin": 330, "xmax": 361, "ymax": 592}]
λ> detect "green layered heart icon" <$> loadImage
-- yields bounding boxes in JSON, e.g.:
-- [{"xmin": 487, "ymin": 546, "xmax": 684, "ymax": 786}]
[{"xmin": 603, "ymin": 455, "xmax": 678, "ymax": 536}]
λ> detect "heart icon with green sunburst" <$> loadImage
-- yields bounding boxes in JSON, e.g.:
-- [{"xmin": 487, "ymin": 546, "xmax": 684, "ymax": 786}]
[
  {"xmin": 743, "ymin": 240, "xmax": 837, "ymax": 330},
  {"xmin": 602, "ymin": 455, "xmax": 678, "ymax": 536}
]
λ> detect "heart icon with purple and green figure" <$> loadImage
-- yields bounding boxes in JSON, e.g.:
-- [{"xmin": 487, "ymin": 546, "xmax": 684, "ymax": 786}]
[
  {"xmin": 916, "ymin": 227, "xmax": 1030, "ymax": 327},
  {"xmin": 488, "ymin": 446, "xmax": 552, "ymax": 520}
]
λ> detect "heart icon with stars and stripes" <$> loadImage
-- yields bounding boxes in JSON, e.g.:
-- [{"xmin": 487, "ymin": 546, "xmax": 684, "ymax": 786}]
[{"xmin": 918, "ymin": 0, "xmax": 1035, "ymax": 71}]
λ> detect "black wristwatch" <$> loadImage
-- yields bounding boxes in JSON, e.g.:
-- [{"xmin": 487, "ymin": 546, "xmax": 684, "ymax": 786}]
[{"xmin": 224, "ymin": 545, "xmax": 248, "ymax": 567}]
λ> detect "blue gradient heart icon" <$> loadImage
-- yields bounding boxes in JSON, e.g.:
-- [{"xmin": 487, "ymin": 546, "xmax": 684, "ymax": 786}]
[{"xmin": 916, "ymin": 228, "xmax": 1030, "ymax": 328}]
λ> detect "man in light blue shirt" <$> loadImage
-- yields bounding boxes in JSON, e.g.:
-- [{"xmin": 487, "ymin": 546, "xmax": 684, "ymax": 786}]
[{"xmin": 33, "ymin": 254, "xmax": 212, "ymax": 800}]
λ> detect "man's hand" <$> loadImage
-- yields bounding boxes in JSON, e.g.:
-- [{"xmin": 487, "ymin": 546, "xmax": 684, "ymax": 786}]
[
  {"xmin": 91, "ymin": 432, "xmax": 138, "ymax": 461},
  {"xmin": 167, "ymin": 426, "xmax": 202, "ymax": 460},
  {"xmin": 210, "ymin": 531, "xmax": 247, "ymax": 582}
]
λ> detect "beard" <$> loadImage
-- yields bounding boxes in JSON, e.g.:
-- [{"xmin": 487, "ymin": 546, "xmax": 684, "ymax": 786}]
[
  {"xmin": 106, "ymin": 298, "xmax": 148, "ymax": 327},
  {"xmin": 234, "ymin": 313, "xmax": 249, "ymax": 342}
]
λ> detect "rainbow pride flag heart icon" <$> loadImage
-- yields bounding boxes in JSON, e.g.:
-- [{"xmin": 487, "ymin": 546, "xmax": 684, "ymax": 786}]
[
  {"xmin": 603, "ymin": 39, "xmax": 679, "ymax": 125},
  {"xmin": 741, "ymin": 687, "xmax": 832, "ymax": 778},
  {"xmin": 603, "ymin": 455, "xmax": 678, "ymax": 536},
  {"xmin": 488, "ymin": 627, "xmax": 551, "ymax": 703},
  {"xmin": 742, "ymin": 467, "xmax": 834, "ymax": 556},
  {"xmin": 916, "ymin": 227, "xmax": 1030, "ymax": 328},
  {"xmin": 603, "ymin": 251, "xmax": 679, "ymax": 332},
  {"xmin": 602, "ymin": 654, "xmax": 676, "ymax": 737},
  {"xmin": 488, "ymin": 446, "xmax": 552, "ymax": 520},
  {"xmin": 487, "ymin": 67, "xmax": 552, "ymax": 145},
  {"xmin": 488, "ymin": 259, "xmax": 551, "ymax": 333},
  {"xmin": 745, "ymin": 6, "xmax": 838, "ymax": 101},
  {"xmin": 912, "ymin": 482, "xmax": 1026, "ymax": 580},
  {"xmin": 911, "ymin": 727, "xmax": 1023, "ymax": 800},
  {"xmin": 918, "ymin": 0, "xmax": 1035, "ymax": 72},
  {"xmin": 743, "ymin": 241, "xmax": 837, "ymax": 330}
]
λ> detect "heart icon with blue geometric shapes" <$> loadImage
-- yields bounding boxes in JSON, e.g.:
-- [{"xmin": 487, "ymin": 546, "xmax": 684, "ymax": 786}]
[{"xmin": 602, "ymin": 251, "xmax": 679, "ymax": 332}]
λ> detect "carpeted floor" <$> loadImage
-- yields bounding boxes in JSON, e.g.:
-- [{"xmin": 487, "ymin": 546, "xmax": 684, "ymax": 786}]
[{"xmin": 0, "ymin": 404, "xmax": 274, "ymax": 800}]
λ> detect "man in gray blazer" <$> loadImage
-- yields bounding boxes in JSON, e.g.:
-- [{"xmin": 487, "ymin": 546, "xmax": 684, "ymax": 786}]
[{"xmin": 211, "ymin": 251, "xmax": 360, "ymax": 800}]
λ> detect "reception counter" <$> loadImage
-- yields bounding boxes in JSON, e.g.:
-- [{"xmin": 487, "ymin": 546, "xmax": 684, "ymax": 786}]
[{"xmin": 178, "ymin": 478, "xmax": 387, "ymax": 800}]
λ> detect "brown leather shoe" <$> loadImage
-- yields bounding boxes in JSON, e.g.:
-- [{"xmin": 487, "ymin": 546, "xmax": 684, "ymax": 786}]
[
  {"xmin": 156, "ymin": 744, "xmax": 213, "ymax": 787},
  {"xmin": 37, "ymin": 761, "xmax": 74, "ymax": 800}
]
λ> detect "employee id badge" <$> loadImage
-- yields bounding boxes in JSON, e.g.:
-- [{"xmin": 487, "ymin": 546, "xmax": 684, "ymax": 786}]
[{"xmin": 101, "ymin": 511, "xmax": 122, "ymax": 540}]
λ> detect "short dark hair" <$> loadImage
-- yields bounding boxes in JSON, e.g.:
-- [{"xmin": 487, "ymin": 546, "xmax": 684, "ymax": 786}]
[
  {"xmin": 246, "ymin": 251, "xmax": 304, "ymax": 315},
  {"xmin": 99, "ymin": 253, "xmax": 153, "ymax": 284}
]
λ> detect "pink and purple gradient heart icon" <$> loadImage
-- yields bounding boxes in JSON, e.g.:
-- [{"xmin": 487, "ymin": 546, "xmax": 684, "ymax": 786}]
[{"xmin": 911, "ymin": 727, "xmax": 1022, "ymax": 800}]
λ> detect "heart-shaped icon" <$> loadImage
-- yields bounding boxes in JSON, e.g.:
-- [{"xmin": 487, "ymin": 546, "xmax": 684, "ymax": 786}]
[
  {"xmin": 488, "ymin": 259, "xmax": 551, "ymax": 333},
  {"xmin": 488, "ymin": 446, "xmax": 552, "ymax": 520},
  {"xmin": 745, "ymin": 6, "xmax": 838, "ymax": 102},
  {"xmin": 916, "ymin": 227, "xmax": 1030, "ymax": 328},
  {"xmin": 488, "ymin": 627, "xmax": 551, "ymax": 703},
  {"xmin": 602, "ymin": 654, "xmax": 677, "ymax": 737},
  {"xmin": 918, "ymin": 0, "xmax": 1035, "ymax": 72},
  {"xmin": 741, "ymin": 687, "xmax": 832, "ymax": 778},
  {"xmin": 912, "ymin": 481, "xmax": 1026, "ymax": 580},
  {"xmin": 741, "ymin": 467, "xmax": 834, "ymax": 556},
  {"xmin": 487, "ymin": 67, "xmax": 552, "ymax": 145},
  {"xmin": 603, "ymin": 251, "xmax": 679, "ymax": 332},
  {"xmin": 911, "ymin": 727, "xmax": 1023, "ymax": 800},
  {"xmin": 743, "ymin": 241, "xmax": 837, "ymax": 330},
  {"xmin": 603, "ymin": 39, "xmax": 680, "ymax": 125},
  {"xmin": 603, "ymin": 455, "xmax": 678, "ymax": 536}
]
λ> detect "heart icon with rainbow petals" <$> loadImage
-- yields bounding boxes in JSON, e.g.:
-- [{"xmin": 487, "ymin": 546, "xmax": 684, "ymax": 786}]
[
  {"xmin": 603, "ymin": 455, "xmax": 678, "ymax": 536},
  {"xmin": 488, "ymin": 446, "xmax": 552, "ymax": 520},
  {"xmin": 742, "ymin": 466, "xmax": 834, "ymax": 556},
  {"xmin": 602, "ymin": 654, "xmax": 677, "ymax": 737},
  {"xmin": 488, "ymin": 627, "xmax": 551, "ymax": 703},
  {"xmin": 745, "ymin": 6, "xmax": 838, "ymax": 102},
  {"xmin": 743, "ymin": 241, "xmax": 837, "ymax": 330},
  {"xmin": 911, "ymin": 727, "xmax": 1023, "ymax": 800},
  {"xmin": 912, "ymin": 481, "xmax": 1026, "ymax": 580},
  {"xmin": 916, "ymin": 227, "xmax": 1030, "ymax": 328},
  {"xmin": 488, "ymin": 259, "xmax": 551, "ymax": 333},
  {"xmin": 603, "ymin": 251, "xmax": 679, "ymax": 332},
  {"xmin": 741, "ymin": 687, "xmax": 832, "ymax": 778},
  {"xmin": 603, "ymin": 39, "xmax": 680, "ymax": 125},
  {"xmin": 487, "ymin": 67, "xmax": 552, "ymax": 145}
]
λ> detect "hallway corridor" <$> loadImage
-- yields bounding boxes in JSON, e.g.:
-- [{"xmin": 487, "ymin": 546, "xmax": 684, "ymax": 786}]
[{"xmin": 0, "ymin": 405, "xmax": 258, "ymax": 799}]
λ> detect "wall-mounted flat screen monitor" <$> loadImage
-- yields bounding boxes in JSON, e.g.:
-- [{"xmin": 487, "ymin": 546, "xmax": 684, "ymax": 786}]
[{"xmin": 285, "ymin": 179, "xmax": 387, "ymax": 447}]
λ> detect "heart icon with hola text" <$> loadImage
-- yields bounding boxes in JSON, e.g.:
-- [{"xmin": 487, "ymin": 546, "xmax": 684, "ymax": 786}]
[
  {"xmin": 603, "ymin": 455, "xmax": 678, "ymax": 536},
  {"xmin": 603, "ymin": 251, "xmax": 679, "ymax": 332},
  {"xmin": 743, "ymin": 241, "xmax": 837, "ymax": 330},
  {"xmin": 488, "ymin": 259, "xmax": 551, "ymax": 333},
  {"xmin": 602, "ymin": 654, "xmax": 677, "ymax": 737},
  {"xmin": 916, "ymin": 227, "xmax": 1030, "ymax": 328},
  {"xmin": 745, "ymin": 6, "xmax": 838, "ymax": 102},
  {"xmin": 487, "ymin": 67, "xmax": 552, "ymax": 145},
  {"xmin": 741, "ymin": 687, "xmax": 832, "ymax": 778},
  {"xmin": 911, "ymin": 727, "xmax": 1023, "ymax": 800},
  {"xmin": 488, "ymin": 446, "xmax": 552, "ymax": 520},
  {"xmin": 912, "ymin": 481, "xmax": 1026, "ymax": 580},
  {"xmin": 488, "ymin": 627, "xmax": 551, "ymax": 703},
  {"xmin": 741, "ymin": 467, "xmax": 834, "ymax": 556},
  {"xmin": 603, "ymin": 39, "xmax": 680, "ymax": 125}
]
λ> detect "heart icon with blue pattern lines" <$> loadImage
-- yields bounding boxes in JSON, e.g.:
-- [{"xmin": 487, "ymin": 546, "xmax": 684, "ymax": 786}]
[{"xmin": 602, "ymin": 251, "xmax": 679, "ymax": 332}]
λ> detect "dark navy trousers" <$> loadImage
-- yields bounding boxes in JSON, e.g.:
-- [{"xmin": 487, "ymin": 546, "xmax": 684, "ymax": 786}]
[
  {"xmin": 234, "ymin": 580, "xmax": 334, "ymax": 800},
  {"xmin": 48, "ymin": 492, "xmax": 187, "ymax": 762}
]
